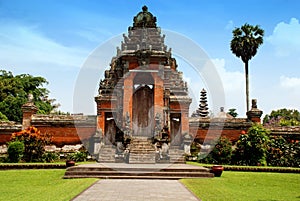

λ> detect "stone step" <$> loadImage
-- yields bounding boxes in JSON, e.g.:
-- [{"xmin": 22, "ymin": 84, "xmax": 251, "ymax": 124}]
[
  {"xmin": 128, "ymin": 137, "xmax": 156, "ymax": 164},
  {"xmin": 63, "ymin": 175, "xmax": 211, "ymax": 180},
  {"xmin": 64, "ymin": 171, "xmax": 212, "ymax": 178},
  {"xmin": 66, "ymin": 167, "xmax": 211, "ymax": 173},
  {"xmin": 63, "ymin": 164, "xmax": 214, "ymax": 179},
  {"xmin": 98, "ymin": 145, "xmax": 116, "ymax": 163}
]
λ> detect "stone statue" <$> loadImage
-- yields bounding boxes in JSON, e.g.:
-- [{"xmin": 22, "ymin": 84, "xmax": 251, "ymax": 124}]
[
  {"xmin": 154, "ymin": 113, "xmax": 162, "ymax": 137},
  {"xmin": 27, "ymin": 93, "xmax": 34, "ymax": 103}
]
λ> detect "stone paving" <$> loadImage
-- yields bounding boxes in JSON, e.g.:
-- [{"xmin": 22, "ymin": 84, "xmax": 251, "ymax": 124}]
[{"xmin": 71, "ymin": 179, "xmax": 201, "ymax": 201}]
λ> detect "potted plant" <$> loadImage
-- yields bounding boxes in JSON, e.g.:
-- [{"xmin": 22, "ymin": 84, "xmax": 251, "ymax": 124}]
[
  {"xmin": 66, "ymin": 153, "xmax": 76, "ymax": 167},
  {"xmin": 66, "ymin": 159, "xmax": 75, "ymax": 167},
  {"xmin": 211, "ymin": 165, "xmax": 224, "ymax": 177}
]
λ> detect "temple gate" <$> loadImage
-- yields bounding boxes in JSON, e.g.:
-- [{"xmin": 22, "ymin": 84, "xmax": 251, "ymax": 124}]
[{"xmin": 95, "ymin": 6, "xmax": 192, "ymax": 163}]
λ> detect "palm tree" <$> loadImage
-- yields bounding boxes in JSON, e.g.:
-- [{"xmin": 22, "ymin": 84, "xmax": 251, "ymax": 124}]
[{"xmin": 230, "ymin": 23, "xmax": 264, "ymax": 112}]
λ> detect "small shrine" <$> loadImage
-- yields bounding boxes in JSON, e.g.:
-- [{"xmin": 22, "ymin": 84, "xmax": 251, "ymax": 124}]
[{"xmin": 95, "ymin": 6, "xmax": 192, "ymax": 163}]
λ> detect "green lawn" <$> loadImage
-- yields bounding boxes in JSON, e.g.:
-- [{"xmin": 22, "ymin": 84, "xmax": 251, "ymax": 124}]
[
  {"xmin": 1, "ymin": 168, "xmax": 299, "ymax": 201},
  {"xmin": 0, "ymin": 169, "xmax": 97, "ymax": 201},
  {"xmin": 181, "ymin": 171, "xmax": 300, "ymax": 201}
]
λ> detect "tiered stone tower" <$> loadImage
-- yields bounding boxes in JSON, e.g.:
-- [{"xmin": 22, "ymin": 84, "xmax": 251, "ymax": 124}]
[
  {"xmin": 192, "ymin": 88, "xmax": 209, "ymax": 118},
  {"xmin": 95, "ymin": 6, "xmax": 192, "ymax": 163}
]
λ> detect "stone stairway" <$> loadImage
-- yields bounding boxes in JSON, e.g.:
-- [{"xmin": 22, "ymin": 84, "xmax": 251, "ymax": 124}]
[
  {"xmin": 98, "ymin": 145, "xmax": 116, "ymax": 163},
  {"xmin": 169, "ymin": 146, "xmax": 185, "ymax": 164},
  {"xmin": 129, "ymin": 137, "xmax": 156, "ymax": 164},
  {"xmin": 63, "ymin": 163, "xmax": 214, "ymax": 179}
]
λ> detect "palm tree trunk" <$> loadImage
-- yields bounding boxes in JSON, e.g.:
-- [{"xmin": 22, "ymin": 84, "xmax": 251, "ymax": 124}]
[{"xmin": 245, "ymin": 60, "xmax": 249, "ymax": 112}]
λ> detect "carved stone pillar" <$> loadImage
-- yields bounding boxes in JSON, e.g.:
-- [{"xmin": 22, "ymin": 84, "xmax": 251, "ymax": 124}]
[{"xmin": 21, "ymin": 94, "xmax": 38, "ymax": 130}]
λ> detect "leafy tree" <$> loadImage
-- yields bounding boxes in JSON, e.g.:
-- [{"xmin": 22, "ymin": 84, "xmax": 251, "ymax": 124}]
[
  {"xmin": 10, "ymin": 126, "xmax": 52, "ymax": 162},
  {"xmin": 232, "ymin": 124, "xmax": 269, "ymax": 166},
  {"xmin": 263, "ymin": 108, "xmax": 300, "ymax": 126},
  {"xmin": 0, "ymin": 111, "xmax": 8, "ymax": 121},
  {"xmin": 230, "ymin": 24, "xmax": 264, "ymax": 112},
  {"xmin": 0, "ymin": 70, "xmax": 58, "ymax": 122},
  {"xmin": 227, "ymin": 108, "xmax": 238, "ymax": 117}
]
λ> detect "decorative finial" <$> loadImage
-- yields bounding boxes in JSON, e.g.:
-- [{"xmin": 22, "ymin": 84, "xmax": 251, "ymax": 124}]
[
  {"xmin": 251, "ymin": 99, "xmax": 257, "ymax": 109},
  {"xmin": 142, "ymin": 5, "xmax": 148, "ymax": 12}
]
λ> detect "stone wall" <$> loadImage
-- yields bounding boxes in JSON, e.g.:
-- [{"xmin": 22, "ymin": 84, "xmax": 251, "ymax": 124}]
[
  {"xmin": 0, "ymin": 115, "xmax": 96, "ymax": 146},
  {"xmin": 0, "ymin": 121, "xmax": 22, "ymax": 144},
  {"xmin": 30, "ymin": 114, "xmax": 97, "ymax": 146},
  {"xmin": 1, "ymin": 113, "xmax": 299, "ymax": 146},
  {"xmin": 189, "ymin": 117, "xmax": 252, "ymax": 143}
]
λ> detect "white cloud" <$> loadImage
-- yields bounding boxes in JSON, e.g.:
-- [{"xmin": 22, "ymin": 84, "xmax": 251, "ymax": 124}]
[
  {"xmin": 76, "ymin": 27, "xmax": 114, "ymax": 43},
  {"xmin": 280, "ymin": 75, "xmax": 300, "ymax": 89},
  {"xmin": 0, "ymin": 20, "xmax": 92, "ymax": 113},
  {"xmin": 211, "ymin": 58, "xmax": 245, "ymax": 116},
  {"xmin": 0, "ymin": 21, "xmax": 88, "ymax": 68},
  {"xmin": 211, "ymin": 58, "xmax": 244, "ymax": 92},
  {"xmin": 267, "ymin": 18, "xmax": 300, "ymax": 57}
]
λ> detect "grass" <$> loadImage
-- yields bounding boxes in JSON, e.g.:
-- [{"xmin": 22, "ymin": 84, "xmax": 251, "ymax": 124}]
[
  {"xmin": 0, "ymin": 169, "xmax": 97, "ymax": 201},
  {"xmin": 181, "ymin": 171, "xmax": 300, "ymax": 201},
  {"xmin": 187, "ymin": 161, "xmax": 300, "ymax": 169}
]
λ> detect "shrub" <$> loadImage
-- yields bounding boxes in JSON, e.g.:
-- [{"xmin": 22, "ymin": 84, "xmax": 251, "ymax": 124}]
[
  {"xmin": 198, "ymin": 136, "xmax": 232, "ymax": 165},
  {"xmin": 7, "ymin": 141, "xmax": 24, "ymax": 163},
  {"xmin": 232, "ymin": 124, "xmax": 270, "ymax": 166},
  {"xmin": 68, "ymin": 148, "xmax": 88, "ymax": 162},
  {"xmin": 42, "ymin": 152, "xmax": 60, "ymax": 163},
  {"xmin": 267, "ymin": 136, "xmax": 289, "ymax": 167},
  {"xmin": 11, "ymin": 126, "xmax": 52, "ymax": 162}
]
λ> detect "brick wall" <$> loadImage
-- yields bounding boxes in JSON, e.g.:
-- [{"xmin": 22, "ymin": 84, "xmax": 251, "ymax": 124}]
[{"xmin": 189, "ymin": 118, "xmax": 252, "ymax": 143}]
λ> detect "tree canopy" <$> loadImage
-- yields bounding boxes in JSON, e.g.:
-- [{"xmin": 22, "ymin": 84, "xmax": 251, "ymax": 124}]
[
  {"xmin": 263, "ymin": 108, "xmax": 300, "ymax": 126},
  {"xmin": 0, "ymin": 70, "xmax": 58, "ymax": 122},
  {"xmin": 227, "ymin": 108, "xmax": 238, "ymax": 118}
]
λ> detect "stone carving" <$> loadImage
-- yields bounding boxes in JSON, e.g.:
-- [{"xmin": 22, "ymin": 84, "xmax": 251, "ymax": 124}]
[
  {"xmin": 154, "ymin": 113, "xmax": 162, "ymax": 137},
  {"xmin": 28, "ymin": 93, "xmax": 34, "ymax": 103},
  {"xmin": 182, "ymin": 133, "xmax": 193, "ymax": 155},
  {"xmin": 124, "ymin": 112, "xmax": 132, "ymax": 137}
]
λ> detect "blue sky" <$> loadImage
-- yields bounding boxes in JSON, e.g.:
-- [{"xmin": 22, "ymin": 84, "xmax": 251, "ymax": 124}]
[{"xmin": 1, "ymin": 0, "xmax": 300, "ymax": 117}]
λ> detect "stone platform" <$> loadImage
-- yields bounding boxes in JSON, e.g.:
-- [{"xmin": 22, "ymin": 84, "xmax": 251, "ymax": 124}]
[{"xmin": 64, "ymin": 163, "xmax": 214, "ymax": 179}]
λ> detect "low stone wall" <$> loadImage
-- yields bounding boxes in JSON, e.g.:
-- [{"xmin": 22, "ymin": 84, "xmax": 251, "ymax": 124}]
[
  {"xmin": 30, "ymin": 114, "xmax": 97, "ymax": 146},
  {"xmin": 189, "ymin": 117, "xmax": 252, "ymax": 143},
  {"xmin": 0, "ymin": 115, "xmax": 97, "ymax": 146},
  {"xmin": 0, "ymin": 121, "xmax": 22, "ymax": 144},
  {"xmin": 1, "ymin": 115, "xmax": 299, "ymax": 147}
]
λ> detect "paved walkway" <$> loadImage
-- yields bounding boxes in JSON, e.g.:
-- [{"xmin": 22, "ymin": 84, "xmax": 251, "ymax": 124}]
[{"xmin": 72, "ymin": 179, "xmax": 201, "ymax": 201}]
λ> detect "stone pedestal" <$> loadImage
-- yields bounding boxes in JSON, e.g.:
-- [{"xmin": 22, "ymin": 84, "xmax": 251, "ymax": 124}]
[{"xmin": 247, "ymin": 99, "xmax": 263, "ymax": 123}]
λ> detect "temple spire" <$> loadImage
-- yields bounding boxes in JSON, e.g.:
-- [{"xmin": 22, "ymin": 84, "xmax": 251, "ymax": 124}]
[
  {"xmin": 132, "ymin": 5, "xmax": 157, "ymax": 29},
  {"xmin": 192, "ymin": 88, "xmax": 209, "ymax": 118}
]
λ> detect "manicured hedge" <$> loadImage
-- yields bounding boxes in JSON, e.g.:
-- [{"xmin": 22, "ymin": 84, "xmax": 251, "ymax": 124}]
[
  {"xmin": 203, "ymin": 165, "xmax": 300, "ymax": 173},
  {"xmin": 0, "ymin": 163, "xmax": 66, "ymax": 170}
]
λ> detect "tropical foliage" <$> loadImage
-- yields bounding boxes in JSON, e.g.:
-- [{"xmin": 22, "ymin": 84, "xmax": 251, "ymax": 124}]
[
  {"xmin": 199, "ymin": 136, "xmax": 233, "ymax": 164},
  {"xmin": 0, "ymin": 70, "xmax": 58, "ymax": 122},
  {"xmin": 267, "ymin": 136, "xmax": 300, "ymax": 167},
  {"xmin": 232, "ymin": 124, "xmax": 269, "ymax": 166},
  {"xmin": 263, "ymin": 108, "xmax": 300, "ymax": 126},
  {"xmin": 230, "ymin": 23, "xmax": 264, "ymax": 112},
  {"xmin": 7, "ymin": 141, "xmax": 25, "ymax": 162},
  {"xmin": 227, "ymin": 108, "xmax": 238, "ymax": 117},
  {"xmin": 10, "ymin": 126, "xmax": 52, "ymax": 162}
]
